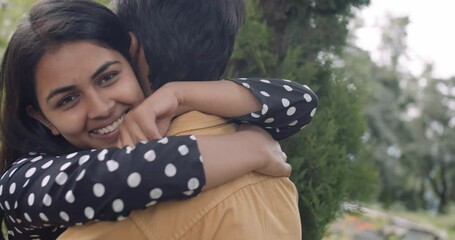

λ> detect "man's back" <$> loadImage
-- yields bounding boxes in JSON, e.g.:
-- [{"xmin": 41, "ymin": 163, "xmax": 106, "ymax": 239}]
[{"xmin": 58, "ymin": 111, "xmax": 301, "ymax": 240}]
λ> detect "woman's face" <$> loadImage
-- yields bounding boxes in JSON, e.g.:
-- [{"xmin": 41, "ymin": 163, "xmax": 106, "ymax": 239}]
[{"xmin": 30, "ymin": 41, "xmax": 145, "ymax": 149}]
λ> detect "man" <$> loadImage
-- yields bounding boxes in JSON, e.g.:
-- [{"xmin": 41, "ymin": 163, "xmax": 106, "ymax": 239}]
[
  {"xmin": 59, "ymin": 0, "xmax": 314, "ymax": 239},
  {"xmin": 113, "ymin": 0, "xmax": 245, "ymax": 91}
]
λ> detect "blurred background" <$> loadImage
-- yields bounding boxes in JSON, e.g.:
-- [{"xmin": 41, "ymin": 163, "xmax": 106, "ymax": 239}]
[{"xmin": 1, "ymin": 0, "xmax": 454, "ymax": 239}]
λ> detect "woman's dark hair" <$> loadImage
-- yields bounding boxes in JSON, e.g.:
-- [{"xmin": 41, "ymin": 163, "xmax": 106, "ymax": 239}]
[{"xmin": 0, "ymin": 0, "xmax": 132, "ymax": 172}]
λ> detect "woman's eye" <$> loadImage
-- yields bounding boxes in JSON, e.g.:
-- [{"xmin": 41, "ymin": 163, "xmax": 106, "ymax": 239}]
[
  {"xmin": 99, "ymin": 72, "xmax": 118, "ymax": 86},
  {"xmin": 57, "ymin": 95, "xmax": 78, "ymax": 108}
]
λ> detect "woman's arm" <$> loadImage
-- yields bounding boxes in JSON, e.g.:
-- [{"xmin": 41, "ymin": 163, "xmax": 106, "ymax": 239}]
[
  {"xmin": 172, "ymin": 78, "xmax": 318, "ymax": 140},
  {"xmin": 227, "ymin": 78, "xmax": 319, "ymax": 140},
  {"xmin": 118, "ymin": 78, "xmax": 318, "ymax": 145},
  {"xmin": 0, "ymin": 128, "xmax": 288, "ymax": 230}
]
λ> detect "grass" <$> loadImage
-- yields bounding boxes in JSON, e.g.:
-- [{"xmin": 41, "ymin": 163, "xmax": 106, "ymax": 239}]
[
  {"xmin": 387, "ymin": 206, "xmax": 455, "ymax": 239},
  {"xmin": 324, "ymin": 203, "xmax": 455, "ymax": 240}
]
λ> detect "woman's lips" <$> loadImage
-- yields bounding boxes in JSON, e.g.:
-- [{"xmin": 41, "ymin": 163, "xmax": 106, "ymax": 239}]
[{"xmin": 91, "ymin": 114, "xmax": 125, "ymax": 135}]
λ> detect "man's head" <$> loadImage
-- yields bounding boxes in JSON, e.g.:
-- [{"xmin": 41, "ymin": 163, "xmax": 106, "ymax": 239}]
[{"xmin": 112, "ymin": 0, "xmax": 245, "ymax": 90}]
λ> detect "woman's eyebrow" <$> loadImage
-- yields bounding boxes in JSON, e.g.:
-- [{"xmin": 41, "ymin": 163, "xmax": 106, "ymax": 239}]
[
  {"xmin": 46, "ymin": 85, "xmax": 76, "ymax": 102},
  {"xmin": 90, "ymin": 60, "xmax": 120, "ymax": 80},
  {"xmin": 46, "ymin": 61, "xmax": 121, "ymax": 102}
]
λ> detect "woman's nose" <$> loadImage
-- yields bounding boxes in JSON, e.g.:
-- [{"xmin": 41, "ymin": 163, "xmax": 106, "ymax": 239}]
[{"xmin": 86, "ymin": 94, "xmax": 114, "ymax": 119}]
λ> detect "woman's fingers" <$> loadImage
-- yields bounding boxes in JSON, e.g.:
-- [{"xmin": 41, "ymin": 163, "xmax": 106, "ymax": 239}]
[{"xmin": 238, "ymin": 124, "xmax": 291, "ymax": 178}]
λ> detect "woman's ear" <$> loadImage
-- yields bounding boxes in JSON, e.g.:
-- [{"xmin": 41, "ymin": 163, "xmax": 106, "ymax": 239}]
[{"xmin": 26, "ymin": 106, "xmax": 60, "ymax": 136}]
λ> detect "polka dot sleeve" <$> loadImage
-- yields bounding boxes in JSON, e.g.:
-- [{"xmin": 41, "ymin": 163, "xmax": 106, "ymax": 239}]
[
  {"xmin": 228, "ymin": 78, "xmax": 319, "ymax": 140},
  {"xmin": 0, "ymin": 135, "xmax": 204, "ymax": 234}
]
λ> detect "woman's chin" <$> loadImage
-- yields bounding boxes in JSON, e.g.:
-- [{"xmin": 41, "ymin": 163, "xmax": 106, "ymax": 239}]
[{"xmin": 88, "ymin": 128, "xmax": 121, "ymax": 148}]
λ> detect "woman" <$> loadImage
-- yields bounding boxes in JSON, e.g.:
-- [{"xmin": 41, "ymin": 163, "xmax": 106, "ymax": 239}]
[{"xmin": 0, "ymin": 1, "xmax": 318, "ymax": 239}]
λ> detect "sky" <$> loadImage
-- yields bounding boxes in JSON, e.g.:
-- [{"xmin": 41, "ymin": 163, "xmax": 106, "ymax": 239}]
[{"xmin": 354, "ymin": 0, "xmax": 455, "ymax": 78}]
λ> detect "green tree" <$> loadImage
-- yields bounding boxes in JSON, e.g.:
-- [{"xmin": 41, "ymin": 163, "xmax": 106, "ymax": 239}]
[
  {"xmin": 412, "ymin": 74, "xmax": 455, "ymax": 214},
  {"xmin": 343, "ymin": 13, "xmax": 455, "ymax": 216},
  {"xmin": 226, "ymin": 1, "xmax": 376, "ymax": 239},
  {"xmin": 0, "ymin": 1, "xmax": 34, "ymax": 54},
  {"xmin": 342, "ymin": 15, "xmax": 423, "ymax": 210},
  {"xmin": 0, "ymin": 0, "xmax": 108, "ymax": 55}
]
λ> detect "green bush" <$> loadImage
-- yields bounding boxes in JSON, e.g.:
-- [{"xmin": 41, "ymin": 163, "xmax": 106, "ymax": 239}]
[{"xmin": 226, "ymin": 1, "xmax": 376, "ymax": 239}]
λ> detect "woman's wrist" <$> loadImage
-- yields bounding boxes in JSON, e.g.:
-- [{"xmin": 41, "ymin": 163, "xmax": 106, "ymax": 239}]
[
  {"xmin": 196, "ymin": 132, "xmax": 259, "ymax": 190},
  {"xmin": 165, "ymin": 80, "xmax": 262, "ymax": 118},
  {"xmin": 158, "ymin": 82, "xmax": 191, "ymax": 116}
]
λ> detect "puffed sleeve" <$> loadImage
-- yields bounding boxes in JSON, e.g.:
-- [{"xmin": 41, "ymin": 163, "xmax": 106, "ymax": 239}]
[
  {"xmin": 228, "ymin": 78, "xmax": 319, "ymax": 140},
  {"xmin": 0, "ymin": 135, "xmax": 204, "ymax": 233}
]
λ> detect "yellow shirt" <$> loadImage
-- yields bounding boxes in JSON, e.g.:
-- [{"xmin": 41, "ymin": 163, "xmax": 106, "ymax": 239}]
[{"xmin": 59, "ymin": 111, "xmax": 301, "ymax": 240}]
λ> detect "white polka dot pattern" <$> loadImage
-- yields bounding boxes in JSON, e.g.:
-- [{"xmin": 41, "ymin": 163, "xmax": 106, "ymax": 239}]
[
  {"xmin": 39, "ymin": 213, "xmax": 49, "ymax": 222},
  {"xmin": 41, "ymin": 175, "xmax": 50, "ymax": 187},
  {"xmin": 55, "ymin": 172, "xmax": 68, "ymax": 185},
  {"xmin": 93, "ymin": 183, "xmax": 105, "ymax": 197},
  {"xmin": 43, "ymin": 194, "xmax": 52, "ymax": 207},
  {"xmin": 260, "ymin": 91, "xmax": 270, "ymax": 97},
  {"xmin": 282, "ymin": 98, "xmax": 290, "ymax": 107},
  {"xmin": 144, "ymin": 150, "xmax": 156, "ymax": 161},
  {"xmin": 262, "ymin": 104, "xmax": 269, "ymax": 115},
  {"xmin": 127, "ymin": 173, "xmax": 141, "ymax": 188},
  {"xmin": 97, "ymin": 149, "xmax": 108, "ymax": 161},
  {"xmin": 27, "ymin": 194, "xmax": 34, "ymax": 207},
  {"xmin": 76, "ymin": 169, "xmax": 86, "ymax": 181},
  {"xmin": 149, "ymin": 188, "xmax": 163, "ymax": 199},
  {"xmin": 78, "ymin": 155, "xmax": 90, "ymax": 165},
  {"xmin": 9, "ymin": 183, "xmax": 16, "ymax": 194},
  {"xmin": 265, "ymin": 118, "xmax": 274, "ymax": 124},
  {"xmin": 106, "ymin": 160, "xmax": 119, "ymax": 172},
  {"xmin": 310, "ymin": 108, "xmax": 317, "ymax": 117},
  {"xmin": 187, "ymin": 178, "xmax": 200, "ymax": 190},
  {"xmin": 165, "ymin": 164, "xmax": 177, "ymax": 177},
  {"xmin": 66, "ymin": 152, "xmax": 77, "ymax": 159},
  {"xmin": 65, "ymin": 190, "xmax": 75, "ymax": 203},
  {"xmin": 60, "ymin": 162, "xmax": 71, "ymax": 171},
  {"xmin": 60, "ymin": 211, "xmax": 69, "ymax": 222},
  {"xmin": 178, "ymin": 145, "xmax": 189, "ymax": 156},
  {"xmin": 84, "ymin": 207, "xmax": 94, "ymax": 220},
  {"xmin": 25, "ymin": 168, "xmax": 36, "ymax": 178},
  {"xmin": 41, "ymin": 160, "xmax": 53, "ymax": 169},
  {"xmin": 287, "ymin": 107, "xmax": 296, "ymax": 116},
  {"xmin": 112, "ymin": 199, "xmax": 124, "ymax": 213}
]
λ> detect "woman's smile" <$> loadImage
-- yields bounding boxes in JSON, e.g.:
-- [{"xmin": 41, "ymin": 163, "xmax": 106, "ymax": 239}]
[{"xmin": 91, "ymin": 113, "xmax": 126, "ymax": 135}]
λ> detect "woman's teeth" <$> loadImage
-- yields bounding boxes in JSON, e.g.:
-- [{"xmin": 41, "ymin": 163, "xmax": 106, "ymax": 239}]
[{"xmin": 92, "ymin": 115, "xmax": 125, "ymax": 135}]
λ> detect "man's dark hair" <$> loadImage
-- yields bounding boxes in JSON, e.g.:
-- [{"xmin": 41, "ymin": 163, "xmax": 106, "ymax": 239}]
[{"xmin": 113, "ymin": 0, "xmax": 245, "ymax": 90}]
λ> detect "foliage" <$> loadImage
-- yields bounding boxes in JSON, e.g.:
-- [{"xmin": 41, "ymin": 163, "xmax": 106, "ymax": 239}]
[
  {"xmin": 226, "ymin": 0, "xmax": 376, "ymax": 239},
  {"xmin": 341, "ymin": 14, "xmax": 455, "ymax": 216},
  {"xmin": 0, "ymin": 1, "xmax": 33, "ymax": 54},
  {"xmin": 0, "ymin": 0, "xmax": 108, "ymax": 56}
]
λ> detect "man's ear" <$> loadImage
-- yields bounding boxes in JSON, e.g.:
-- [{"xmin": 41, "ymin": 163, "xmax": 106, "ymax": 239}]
[
  {"xmin": 129, "ymin": 31, "xmax": 153, "ymax": 96},
  {"xmin": 26, "ymin": 106, "xmax": 60, "ymax": 136},
  {"xmin": 129, "ymin": 32, "xmax": 140, "ymax": 61}
]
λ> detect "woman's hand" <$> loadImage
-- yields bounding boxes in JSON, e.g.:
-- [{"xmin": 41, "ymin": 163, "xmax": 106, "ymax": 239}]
[
  {"xmin": 237, "ymin": 125, "xmax": 291, "ymax": 177},
  {"xmin": 116, "ymin": 79, "xmax": 263, "ymax": 148},
  {"xmin": 197, "ymin": 124, "xmax": 291, "ymax": 190},
  {"xmin": 117, "ymin": 85, "xmax": 180, "ymax": 147}
]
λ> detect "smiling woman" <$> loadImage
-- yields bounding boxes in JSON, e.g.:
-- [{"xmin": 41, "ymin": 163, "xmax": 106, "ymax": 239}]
[{"xmin": 28, "ymin": 41, "xmax": 144, "ymax": 149}]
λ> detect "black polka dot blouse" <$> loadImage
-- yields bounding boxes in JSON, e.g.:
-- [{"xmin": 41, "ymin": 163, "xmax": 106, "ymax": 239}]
[{"xmin": 0, "ymin": 78, "xmax": 318, "ymax": 240}]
